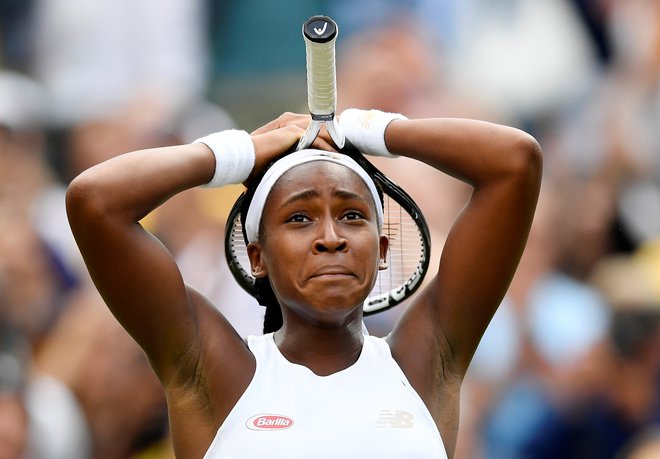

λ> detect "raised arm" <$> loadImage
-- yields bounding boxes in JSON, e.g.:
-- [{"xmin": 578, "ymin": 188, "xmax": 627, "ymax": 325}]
[
  {"xmin": 249, "ymin": 112, "xmax": 541, "ymax": 377},
  {"xmin": 384, "ymin": 118, "xmax": 542, "ymax": 380},
  {"xmin": 65, "ymin": 125, "xmax": 307, "ymax": 385},
  {"xmin": 66, "ymin": 141, "xmax": 222, "ymax": 384}
]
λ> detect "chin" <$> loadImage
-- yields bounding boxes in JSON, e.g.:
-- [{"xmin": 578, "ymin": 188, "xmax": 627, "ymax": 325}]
[{"xmin": 288, "ymin": 295, "xmax": 364, "ymax": 327}]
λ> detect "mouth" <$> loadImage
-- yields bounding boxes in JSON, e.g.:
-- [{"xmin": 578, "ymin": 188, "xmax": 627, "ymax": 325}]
[{"xmin": 309, "ymin": 266, "xmax": 356, "ymax": 280}]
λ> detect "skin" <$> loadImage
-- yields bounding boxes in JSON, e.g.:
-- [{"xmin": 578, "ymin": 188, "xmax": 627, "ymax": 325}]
[
  {"xmin": 0, "ymin": 394, "xmax": 28, "ymax": 459},
  {"xmin": 625, "ymin": 439, "xmax": 660, "ymax": 459},
  {"xmin": 66, "ymin": 113, "xmax": 542, "ymax": 458}
]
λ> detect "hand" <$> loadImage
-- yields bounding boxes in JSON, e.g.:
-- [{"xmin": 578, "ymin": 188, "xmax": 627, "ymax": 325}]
[{"xmin": 248, "ymin": 113, "xmax": 337, "ymax": 182}]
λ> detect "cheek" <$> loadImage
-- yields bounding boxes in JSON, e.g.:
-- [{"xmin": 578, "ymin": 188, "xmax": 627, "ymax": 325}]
[
  {"xmin": 366, "ymin": 246, "xmax": 382, "ymax": 280},
  {"xmin": 352, "ymin": 232, "xmax": 383, "ymax": 278},
  {"xmin": 261, "ymin": 235, "xmax": 304, "ymax": 282}
]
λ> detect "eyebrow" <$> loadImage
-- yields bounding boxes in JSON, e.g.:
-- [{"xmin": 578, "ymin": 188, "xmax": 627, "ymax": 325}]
[{"xmin": 280, "ymin": 188, "xmax": 370, "ymax": 209}]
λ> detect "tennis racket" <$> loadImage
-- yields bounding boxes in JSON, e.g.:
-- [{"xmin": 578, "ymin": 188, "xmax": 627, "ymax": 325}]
[
  {"xmin": 224, "ymin": 15, "xmax": 431, "ymax": 314},
  {"xmin": 296, "ymin": 15, "xmax": 345, "ymax": 150}
]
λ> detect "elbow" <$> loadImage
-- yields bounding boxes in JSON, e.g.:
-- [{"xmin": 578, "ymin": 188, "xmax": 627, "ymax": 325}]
[
  {"xmin": 65, "ymin": 171, "xmax": 108, "ymax": 232},
  {"xmin": 508, "ymin": 132, "xmax": 543, "ymax": 187}
]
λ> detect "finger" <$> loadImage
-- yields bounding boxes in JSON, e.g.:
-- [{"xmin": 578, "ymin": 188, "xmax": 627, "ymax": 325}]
[
  {"xmin": 251, "ymin": 113, "xmax": 310, "ymax": 135},
  {"xmin": 279, "ymin": 124, "xmax": 306, "ymax": 146},
  {"xmin": 250, "ymin": 118, "xmax": 282, "ymax": 136},
  {"xmin": 310, "ymin": 135, "xmax": 337, "ymax": 152},
  {"xmin": 314, "ymin": 123, "xmax": 338, "ymax": 150},
  {"xmin": 251, "ymin": 125, "xmax": 304, "ymax": 166},
  {"xmin": 286, "ymin": 113, "xmax": 312, "ymax": 130}
]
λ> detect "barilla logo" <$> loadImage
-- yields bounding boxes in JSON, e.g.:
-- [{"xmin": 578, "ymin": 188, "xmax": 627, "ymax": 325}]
[{"xmin": 246, "ymin": 414, "xmax": 294, "ymax": 431}]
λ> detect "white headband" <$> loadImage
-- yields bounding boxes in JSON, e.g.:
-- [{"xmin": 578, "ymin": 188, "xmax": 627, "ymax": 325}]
[{"xmin": 245, "ymin": 149, "xmax": 383, "ymax": 243}]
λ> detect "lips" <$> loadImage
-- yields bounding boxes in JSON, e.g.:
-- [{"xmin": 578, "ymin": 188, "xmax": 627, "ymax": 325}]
[{"xmin": 309, "ymin": 265, "xmax": 355, "ymax": 279}]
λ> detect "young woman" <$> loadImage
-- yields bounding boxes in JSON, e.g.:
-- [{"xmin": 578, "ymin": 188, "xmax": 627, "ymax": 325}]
[{"xmin": 66, "ymin": 109, "xmax": 542, "ymax": 458}]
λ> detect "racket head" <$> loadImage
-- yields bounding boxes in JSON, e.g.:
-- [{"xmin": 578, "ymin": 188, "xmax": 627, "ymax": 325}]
[{"xmin": 223, "ymin": 146, "xmax": 431, "ymax": 315}]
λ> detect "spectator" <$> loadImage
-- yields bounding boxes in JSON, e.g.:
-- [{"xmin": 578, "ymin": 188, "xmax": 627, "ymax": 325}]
[
  {"xmin": 30, "ymin": 0, "xmax": 208, "ymax": 127},
  {"xmin": 0, "ymin": 323, "xmax": 29, "ymax": 459}
]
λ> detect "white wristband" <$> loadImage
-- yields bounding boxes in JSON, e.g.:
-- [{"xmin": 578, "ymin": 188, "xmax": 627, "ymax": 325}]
[
  {"xmin": 338, "ymin": 108, "xmax": 407, "ymax": 157},
  {"xmin": 194, "ymin": 129, "xmax": 255, "ymax": 187}
]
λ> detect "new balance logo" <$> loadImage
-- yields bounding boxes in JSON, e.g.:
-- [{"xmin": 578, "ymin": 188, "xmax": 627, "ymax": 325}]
[
  {"xmin": 358, "ymin": 110, "xmax": 377, "ymax": 130},
  {"xmin": 375, "ymin": 410, "xmax": 414, "ymax": 429}
]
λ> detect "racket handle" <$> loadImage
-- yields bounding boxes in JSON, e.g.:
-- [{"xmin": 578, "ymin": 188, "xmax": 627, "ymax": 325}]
[{"xmin": 303, "ymin": 16, "xmax": 339, "ymax": 120}]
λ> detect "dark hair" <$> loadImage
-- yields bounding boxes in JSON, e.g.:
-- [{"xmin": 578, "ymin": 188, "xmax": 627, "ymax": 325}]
[
  {"xmin": 240, "ymin": 161, "xmax": 284, "ymax": 334},
  {"xmin": 239, "ymin": 151, "xmax": 384, "ymax": 334}
]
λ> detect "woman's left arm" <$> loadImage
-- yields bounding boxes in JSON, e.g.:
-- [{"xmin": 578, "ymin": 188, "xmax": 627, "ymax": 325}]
[{"xmin": 385, "ymin": 118, "xmax": 542, "ymax": 380}]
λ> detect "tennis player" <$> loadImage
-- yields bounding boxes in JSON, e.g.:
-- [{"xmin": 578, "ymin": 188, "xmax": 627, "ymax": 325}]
[{"xmin": 66, "ymin": 109, "xmax": 542, "ymax": 458}]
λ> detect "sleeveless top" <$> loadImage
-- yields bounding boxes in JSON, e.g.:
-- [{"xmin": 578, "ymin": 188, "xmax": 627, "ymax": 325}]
[{"xmin": 203, "ymin": 333, "xmax": 448, "ymax": 459}]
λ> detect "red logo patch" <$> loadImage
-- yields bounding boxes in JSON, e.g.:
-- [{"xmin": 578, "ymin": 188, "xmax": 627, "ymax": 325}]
[{"xmin": 246, "ymin": 414, "xmax": 294, "ymax": 431}]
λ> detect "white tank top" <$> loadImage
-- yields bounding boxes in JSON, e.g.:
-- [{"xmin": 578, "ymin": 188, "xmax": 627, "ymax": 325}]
[{"xmin": 203, "ymin": 333, "xmax": 448, "ymax": 459}]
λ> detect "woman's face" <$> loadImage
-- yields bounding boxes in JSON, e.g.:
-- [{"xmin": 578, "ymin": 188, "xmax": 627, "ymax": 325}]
[{"xmin": 248, "ymin": 161, "xmax": 388, "ymax": 326}]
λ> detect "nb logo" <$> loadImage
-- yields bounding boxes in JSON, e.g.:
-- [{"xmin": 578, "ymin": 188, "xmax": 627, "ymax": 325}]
[
  {"xmin": 314, "ymin": 22, "xmax": 328, "ymax": 36},
  {"xmin": 357, "ymin": 110, "xmax": 378, "ymax": 130},
  {"xmin": 375, "ymin": 410, "xmax": 414, "ymax": 429}
]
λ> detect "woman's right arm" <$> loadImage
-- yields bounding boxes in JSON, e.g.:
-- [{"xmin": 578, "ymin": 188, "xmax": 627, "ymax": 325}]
[
  {"xmin": 65, "ymin": 125, "xmax": 307, "ymax": 386},
  {"xmin": 66, "ymin": 142, "xmax": 222, "ymax": 386}
]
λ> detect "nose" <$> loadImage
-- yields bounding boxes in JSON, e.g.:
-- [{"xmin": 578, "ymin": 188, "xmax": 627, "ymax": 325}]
[{"xmin": 313, "ymin": 218, "xmax": 347, "ymax": 253}]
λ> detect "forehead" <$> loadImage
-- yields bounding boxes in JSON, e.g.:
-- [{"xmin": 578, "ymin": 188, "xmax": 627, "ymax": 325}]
[{"xmin": 269, "ymin": 160, "xmax": 372, "ymax": 200}]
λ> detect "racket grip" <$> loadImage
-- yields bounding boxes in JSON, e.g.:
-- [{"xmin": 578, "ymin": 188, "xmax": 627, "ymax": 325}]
[{"xmin": 303, "ymin": 16, "xmax": 339, "ymax": 120}]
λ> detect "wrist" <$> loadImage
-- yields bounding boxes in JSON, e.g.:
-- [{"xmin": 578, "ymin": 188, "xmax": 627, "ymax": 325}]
[
  {"xmin": 193, "ymin": 130, "xmax": 255, "ymax": 187},
  {"xmin": 338, "ymin": 108, "xmax": 407, "ymax": 157}
]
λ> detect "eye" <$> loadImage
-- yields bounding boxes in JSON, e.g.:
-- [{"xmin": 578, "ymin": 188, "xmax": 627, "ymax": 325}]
[
  {"xmin": 287, "ymin": 213, "xmax": 311, "ymax": 223},
  {"xmin": 341, "ymin": 211, "xmax": 365, "ymax": 221}
]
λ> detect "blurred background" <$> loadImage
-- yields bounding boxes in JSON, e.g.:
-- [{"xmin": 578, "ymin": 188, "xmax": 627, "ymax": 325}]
[{"xmin": 1, "ymin": 0, "xmax": 659, "ymax": 458}]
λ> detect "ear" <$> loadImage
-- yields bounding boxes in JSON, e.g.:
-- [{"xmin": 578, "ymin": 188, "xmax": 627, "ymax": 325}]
[
  {"xmin": 378, "ymin": 234, "xmax": 389, "ymax": 270},
  {"xmin": 247, "ymin": 242, "xmax": 268, "ymax": 278}
]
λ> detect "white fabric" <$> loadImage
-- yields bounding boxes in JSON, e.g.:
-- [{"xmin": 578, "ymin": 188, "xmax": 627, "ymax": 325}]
[
  {"xmin": 26, "ymin": 374, "xmax": 92, "ymax": 459},
  {"xmin": 32, "ymin": 0, "xmax": 206, "ymax": 124},
  {"xmin": 245, "ymin": 149, "xmax": 383, "ymax": 243},
  {"xmin": 203, "ymin": 334, "xmax": 447, "ymax": 459},
  {"xmin": 195, "ymin": 129, "xmax": 255, "ymax": 188},
  {"xmin": 0, "ymin": 71, "xmax": 47, "ymax": 131},
  {"xmin": 338, "ymin": 109, "xmax": 407, "ymax": 157},
  {"xmin": 452, "ymin": 0, "xmax": 597, "ymax": 120}
]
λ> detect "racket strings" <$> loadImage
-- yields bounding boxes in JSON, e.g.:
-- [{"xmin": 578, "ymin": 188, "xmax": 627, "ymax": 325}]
[{"xmin": 377, "ymin": 195, "xmax": 425, "ymax": 294}]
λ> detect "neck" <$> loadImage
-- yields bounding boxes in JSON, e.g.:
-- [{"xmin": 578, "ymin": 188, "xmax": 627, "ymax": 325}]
[{"xmin": 274, "ymin": 316, "xmax": 365, "ymax": 376}]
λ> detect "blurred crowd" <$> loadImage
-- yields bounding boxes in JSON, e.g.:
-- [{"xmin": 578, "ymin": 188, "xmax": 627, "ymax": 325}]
[{"xmin": 0, "ymin": 0, "xmax": 659, "ymax": 458}]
